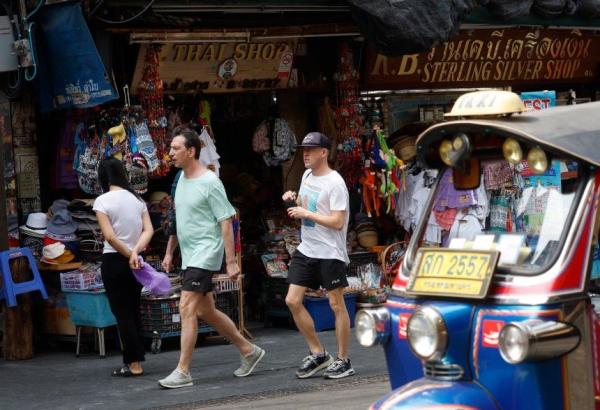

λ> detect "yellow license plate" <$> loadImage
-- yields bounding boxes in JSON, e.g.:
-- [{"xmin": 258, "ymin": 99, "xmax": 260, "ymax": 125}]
[{"xmin": 406, "ymin": 249, "xmax": 500, "ymax": 299}]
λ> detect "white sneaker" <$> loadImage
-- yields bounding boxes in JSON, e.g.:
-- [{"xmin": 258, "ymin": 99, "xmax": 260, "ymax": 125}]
[
  {"xmin": 158, "ymin": 368, "xmax": 193, "ymax": 389},
  {"xmin": 234, "ymin": 345, "xmax": 266, "ymax": 377}
]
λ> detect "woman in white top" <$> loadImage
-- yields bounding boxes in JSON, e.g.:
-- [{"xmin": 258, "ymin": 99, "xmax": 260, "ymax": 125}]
[{"xmin": 93, "ymin": 157, "xmax": 154, "ymax": 377}]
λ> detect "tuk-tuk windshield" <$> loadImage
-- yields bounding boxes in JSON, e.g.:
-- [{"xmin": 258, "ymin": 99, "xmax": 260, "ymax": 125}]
[{"xmin": 420, "ymin": 158, "xmax": 581, "ymax": 274}]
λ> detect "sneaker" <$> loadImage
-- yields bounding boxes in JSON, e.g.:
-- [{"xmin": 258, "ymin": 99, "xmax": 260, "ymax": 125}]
[
  {"xmin": 234, "ymin": 345, "xmax": 266, "ymax": 377},
  {"xmin": 295, "ymin": 352, "xmax": 333, "ymax": 379},
  {"xmin": 158, "ymin": 368, "xmax": 193, "ymax": 389},
  {"xmin": 323, "ymin": 358, "xmax": 355, "ymax": 379}
]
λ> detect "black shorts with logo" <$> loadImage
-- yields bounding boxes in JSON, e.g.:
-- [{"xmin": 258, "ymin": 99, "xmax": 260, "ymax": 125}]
[
  {"xmin": 181, "ymin": 267, "xmax": 214, "ymax": 294},
  {"xmin": 287, "ymin": 250, "xmax": 348, "ymax": 291}
]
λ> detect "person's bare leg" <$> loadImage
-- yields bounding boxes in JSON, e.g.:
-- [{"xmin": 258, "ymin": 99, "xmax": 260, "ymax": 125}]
[
  {"xmin": 327, "ymin": 288, "xmax": 350, "ymax": 360},
  {"xmin": 286, "ymin": 284, "xmax": 324, "ymax": 354},
  {"xmin": 177, "ymin": 291, "xmax": 202, "ymax": 373},
  {"xmin": 196, "ymin": 293, "xmax": 254, "ymax": 356}
]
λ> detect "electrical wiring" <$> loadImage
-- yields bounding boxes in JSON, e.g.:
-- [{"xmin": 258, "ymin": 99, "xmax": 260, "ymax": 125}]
[
  {"xmin": 25, "ymin": 0, "xmax": 44, "ymax": 20},
  {"xmin": 0, "ymin": 0, "xmax": 23, "ymax": 98},
  {"xmin": 88, "ymin": 0, "xmax": 105, "ymax": 18},
  {"xmin": 95, "ymin": 0, "xmax": 155, "ymax": 25},
  {"xmin": 24, "ymin": 21, "xmax": 37, "ymax": 81}
]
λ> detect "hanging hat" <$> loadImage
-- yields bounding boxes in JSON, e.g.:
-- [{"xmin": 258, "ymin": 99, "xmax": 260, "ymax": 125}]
[
  {"xmin": 47, "ymin": 209, "xmax": 78, "ymax": 236},
  {"xmin": 42, "ymin": 242, "xmax": 66, "ymax": 260},
  {"xmin": 392, "ymin": 136, "xmax": 417, "ymax": 162},
  {"xmin": 19, "ymin": 212, "xmax": 48, "ymax": 238}
]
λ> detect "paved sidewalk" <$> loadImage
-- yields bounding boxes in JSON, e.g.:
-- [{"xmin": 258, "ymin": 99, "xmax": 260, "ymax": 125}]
[{"xmin": 0, "ymin": 327, "xmax": 390, "ymax": 410}]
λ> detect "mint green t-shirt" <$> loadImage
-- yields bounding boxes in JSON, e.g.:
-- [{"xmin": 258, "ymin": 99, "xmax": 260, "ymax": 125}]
[{"xmin": 175, "ymin": 171, "xmax": 235, "ymax": 271}]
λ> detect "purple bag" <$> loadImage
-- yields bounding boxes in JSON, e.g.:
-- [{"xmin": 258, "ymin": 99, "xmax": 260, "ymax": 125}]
[{"xmin": 132, "ymin": 259, "xmax": 171, "ymax": 296}]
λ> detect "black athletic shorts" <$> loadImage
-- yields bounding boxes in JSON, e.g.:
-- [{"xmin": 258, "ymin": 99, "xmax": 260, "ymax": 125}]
[
  {"xmin": 181, "ymin": 267, "xmax": 214, "ymax": 294},
  {"xmin": 287, "ymin": 250, "xmax": 348, "ymax": 291}
]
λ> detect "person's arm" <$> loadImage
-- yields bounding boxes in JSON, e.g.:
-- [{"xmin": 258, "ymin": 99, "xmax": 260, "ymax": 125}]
[
  {"xmin": 220, "ymin": 218, "xmax": 240, "ymax": 280},
  {"xmin": 287, "ymin": 207, "xmax": 346, "ymax": 230},
  {"xmin": 162, "ymin": 235, "xmax": 179, "ymax": 273},
  {"xmin": 96, "ymin": 211, "xmax": 134, "ymax": 259},
  {"xmin": 129, "ymin": 211, "xmax": 154, "ymax": 269}
]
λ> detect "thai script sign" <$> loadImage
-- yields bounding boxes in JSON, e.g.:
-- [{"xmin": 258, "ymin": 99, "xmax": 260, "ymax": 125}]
[
  {"xmin": 131, "ymin": 40, "xmax": 297, "ymax": 94},
  {"xmin": 365, "ymin": 29, "xmax": 600, "ymax": 90}
]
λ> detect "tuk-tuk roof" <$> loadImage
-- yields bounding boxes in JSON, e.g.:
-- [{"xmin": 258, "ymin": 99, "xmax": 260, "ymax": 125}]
[{"xmin": 417, "ymin": 102, "xmax": 600, "ymax": 167}]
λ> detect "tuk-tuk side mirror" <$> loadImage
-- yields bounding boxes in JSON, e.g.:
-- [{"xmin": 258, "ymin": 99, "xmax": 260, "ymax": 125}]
[{"xmin": 453, "ymin": 158, "xmax": 481, "ymax": 190}]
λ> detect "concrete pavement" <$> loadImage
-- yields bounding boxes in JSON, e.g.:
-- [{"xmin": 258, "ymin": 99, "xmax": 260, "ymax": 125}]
[{"xmin": 0, "ymin": 326, "xmax": 391, "ymax": 410}]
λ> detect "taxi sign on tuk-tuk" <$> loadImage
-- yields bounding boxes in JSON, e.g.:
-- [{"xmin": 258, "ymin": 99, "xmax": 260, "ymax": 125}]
[
  {"xmin": 444, "ymin": 90, "xmax": 525, "ymax": 117},
  {"xmin": 406, "ymin": 248, "xmax": 500, "ymax": 299}
]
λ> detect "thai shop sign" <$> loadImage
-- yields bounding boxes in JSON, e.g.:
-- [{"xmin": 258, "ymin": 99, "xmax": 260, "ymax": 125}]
[
  {"xmin": 364, "ymin": 29, "xmax": 600, "ymax": 90},
  {"xmin": 520, "ymin": 91, "xmax": 556, "ymax": 110},
  {"xmin": 131, "ymin": 40, "xmax": 297, "ymax": 94}
]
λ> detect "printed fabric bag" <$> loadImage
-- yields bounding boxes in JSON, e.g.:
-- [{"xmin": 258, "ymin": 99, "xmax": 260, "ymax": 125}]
[
  {"xmin": 124, "ymin": 152, "xmax": 149, "ymax": 195},
  {"xmin": 252, "ymin": 120, "xmax": 270, "ymax": 153},
  {"xmin": 134, "ymin": 121, "xmax": 160, "ymax": 172},
  {"xmin": 77, "ymin": 145, "xmax": 103, "ymax": 195}
]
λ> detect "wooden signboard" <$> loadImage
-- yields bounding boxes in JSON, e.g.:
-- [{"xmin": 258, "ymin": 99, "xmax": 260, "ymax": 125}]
[
  {"xmin": 365, "ymin": 28, "xmax": 600, "ymax": 90},
  {"xmin": 131, "ymin": 40, "xmax": 297, "ymax": 94}
]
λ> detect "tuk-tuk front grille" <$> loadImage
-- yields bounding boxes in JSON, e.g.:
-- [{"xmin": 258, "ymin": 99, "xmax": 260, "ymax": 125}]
[{"xmin": 423, "ymin": 362, "xmax": 464, "ymax": 381}]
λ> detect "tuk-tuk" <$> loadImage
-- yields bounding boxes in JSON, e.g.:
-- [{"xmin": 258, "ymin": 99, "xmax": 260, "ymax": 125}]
[{"xmin": 355, "ymin": 90, "xmax": 600, "ymax": 410}]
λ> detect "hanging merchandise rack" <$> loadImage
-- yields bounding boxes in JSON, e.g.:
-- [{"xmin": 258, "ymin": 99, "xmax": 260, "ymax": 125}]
[
  {"xmin": 137, "ymin": 44, "xmax": 171, "ymax": 177},
  {"xmin": 334, "ymin": 41, "xmax": 363, "ymax": 190}
]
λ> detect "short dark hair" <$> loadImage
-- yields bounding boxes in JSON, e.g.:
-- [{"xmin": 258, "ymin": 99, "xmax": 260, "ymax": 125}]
[{"xmin": 176, "ymin": 128, "xmax": 201, "ymax": 160}]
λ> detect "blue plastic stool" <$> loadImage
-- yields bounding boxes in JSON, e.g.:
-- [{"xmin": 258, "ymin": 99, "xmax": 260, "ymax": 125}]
[{"xmin": 0, "ymin": 247, "xmax": 48, "ymax": 307}]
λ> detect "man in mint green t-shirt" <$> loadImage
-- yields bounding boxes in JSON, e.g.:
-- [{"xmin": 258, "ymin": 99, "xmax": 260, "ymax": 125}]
[{"xmin": 158, "ymin": 129, "xmax": 265, "ymax": 389}]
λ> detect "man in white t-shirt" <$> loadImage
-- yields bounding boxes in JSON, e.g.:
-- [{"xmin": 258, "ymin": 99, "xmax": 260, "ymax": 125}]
[{"xmin": 282, "ymin": 132, "xmax": 355, "ymax": 380}]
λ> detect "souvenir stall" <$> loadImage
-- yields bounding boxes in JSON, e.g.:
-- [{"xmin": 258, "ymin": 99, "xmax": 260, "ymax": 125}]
[{"xmin": 23, "ymin": 45, "xmax": 250, "ymax": 355}]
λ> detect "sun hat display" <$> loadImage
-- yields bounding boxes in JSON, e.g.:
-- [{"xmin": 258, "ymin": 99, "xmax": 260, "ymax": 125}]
[
  {"xmin": 357, "ymin": 230, "xmax": 379, "ymax": 248},
  {"xmin": 19, "ymin": 212, "xmax": 48, "ymax": 238},
  {"xmin": 47, "ymin": 209, "xmax": 78, "ymax": 236},
  {"xmin": 47, "ymin": 199, "xmax": 70, "ymax": 218},
  {"xmin": 393, "ymin": 136, "xmax": 417, "ymax": 162}
]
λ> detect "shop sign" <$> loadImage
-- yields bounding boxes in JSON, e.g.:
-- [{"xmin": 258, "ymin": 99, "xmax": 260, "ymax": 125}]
[
  {"xmin": 131, "ymin": 40, "xmax": 297, "ymax": 94},
  {"xmin": 520, "ymin": 90, "xmax": 556, "ymax": 110},
  {"xmin": 365, "ymin": 29, "xmax": 600, "ymax": 90}
]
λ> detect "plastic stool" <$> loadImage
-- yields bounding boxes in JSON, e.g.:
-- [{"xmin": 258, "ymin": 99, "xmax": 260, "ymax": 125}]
[{"xmin": 0, "ymin": 247, "xmax": 48, "ymax": 307}]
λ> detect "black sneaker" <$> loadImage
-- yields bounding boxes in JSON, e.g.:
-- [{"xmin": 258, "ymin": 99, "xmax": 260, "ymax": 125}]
[
  {"xmin": 323, "ymin": 358, "xmax": 356, "ymax": 379},
  {"xmin": 295, "ymin": 352, "xmax": 333, "ymax": 379}
]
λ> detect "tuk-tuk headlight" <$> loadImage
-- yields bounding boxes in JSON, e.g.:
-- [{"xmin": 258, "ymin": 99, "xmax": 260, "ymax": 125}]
[
  {"xmin": 498, "ymin": 324, "xmax": 529, "ymax": 364},
  {"xmin": 499, "ymin": 320, "xmax": 580, "ymax": 365},
  {"xmin": 355, "ymin": 308, "xmax": 390, "ymax": 347},
  {"xmin": 407, "ymin": 306, "xmax": 448, "ymax": 361}
]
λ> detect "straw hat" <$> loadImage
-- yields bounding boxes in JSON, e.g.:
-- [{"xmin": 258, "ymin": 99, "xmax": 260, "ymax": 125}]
[{"xmin": 392, "ymin": 135, "xmax": 417, "ymax": 162}]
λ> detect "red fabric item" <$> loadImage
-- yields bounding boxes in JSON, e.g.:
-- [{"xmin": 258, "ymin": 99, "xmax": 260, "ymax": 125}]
[{"xmin": 43, "ymin": 236, "xmax": 60, "ymax": 246}]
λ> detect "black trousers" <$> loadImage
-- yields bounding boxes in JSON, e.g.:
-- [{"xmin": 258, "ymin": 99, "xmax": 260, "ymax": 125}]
[{"xmin": 101, "ymin": 253, "xmax": 145, "ymax": 364}]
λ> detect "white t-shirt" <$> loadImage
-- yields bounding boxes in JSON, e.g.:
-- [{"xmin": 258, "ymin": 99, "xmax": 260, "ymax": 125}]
[
  {"xmin": 93, "ymin": 190, "xmax": 147, "ymax": 254},
  {"xmin": 296, "ymin": 169, "xmax": 349, "ymax": 264}
]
